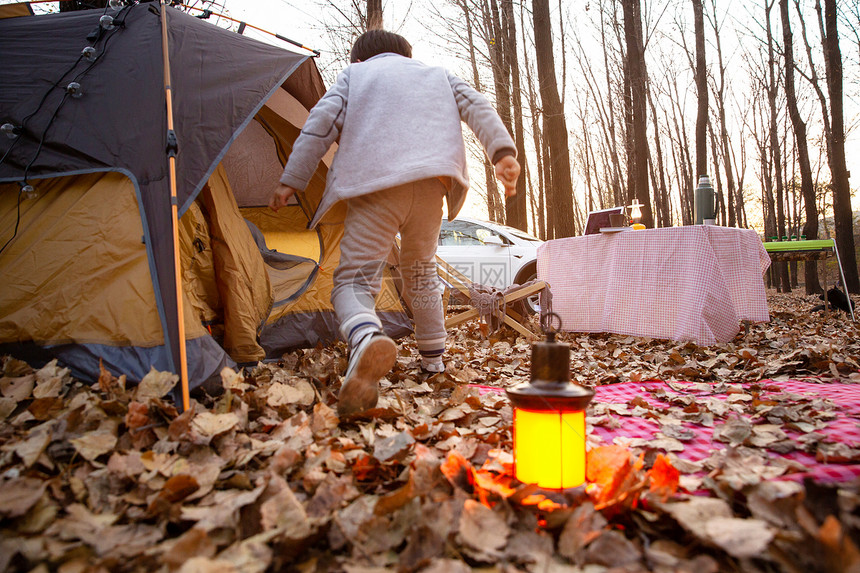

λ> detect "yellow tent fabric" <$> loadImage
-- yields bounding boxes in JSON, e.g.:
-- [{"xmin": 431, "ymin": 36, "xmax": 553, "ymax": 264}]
[
  {"xmin": 199, "ymin": 165, "xmax": 273, "ymax": 363},
  {"xmin": 0, "ymin": 172, "xmax": 206, "ymax": 347},
  {"xmin": 0, "ymin": 80, "xmax": 411, "ymax": 384}
]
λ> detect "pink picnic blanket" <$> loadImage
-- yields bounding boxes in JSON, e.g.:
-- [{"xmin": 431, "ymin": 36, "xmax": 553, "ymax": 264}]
[{"xmin": 476, "ymin": 379, "xmax": 860, "ymax": 484}]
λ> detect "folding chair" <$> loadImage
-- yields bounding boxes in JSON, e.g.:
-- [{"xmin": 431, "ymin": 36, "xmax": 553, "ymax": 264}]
[{"xmin": 434, "ymin": 255, "xmax": 550, "ymax": 338}]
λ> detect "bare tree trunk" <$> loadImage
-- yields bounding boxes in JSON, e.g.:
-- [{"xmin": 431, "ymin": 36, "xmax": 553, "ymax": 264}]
[
  {"xmin": 533, "ymin": 0, "xmax": 575, "ymax": 237},
  {"xmin": 764, "ymin": 0, "xmax": 791, "ymax": 291},
  {"xmin": 693, "ymin": 0, "xmax": 708, "ymax": 179},
  {"xmin": 706, "ymin": 0, "xmax": 738, "ymax": 228},
  {"xmin": 501, "ymin": 0, "xmax": 529, "ymax": 230},
  {"xmin": 668, "ymin": 77, "xmax": 694, "ymax": 225},
  {"xmin": 477, "ymin": 0, "xmax": 508, "ymax": 222},
  {"xmin": 519, "ymin": 2, "xmax": 547, "ymax": 239},
  {"xmin": 578, "ymin": 107, "xmax": 596, "ymax": 214},
  {"xmin": 558, "ymin": 0, "xmax": 566, "ymax": 105},
  {"xmin": 780, "ymin": 0, "xmax": 822, "ymax": 294},
  {"xmin": 732, "ymin": 94, "xmax": 750, "ymax": 228},
  {"xmin": 797, "ymin": 0, "xmax": 833, "ymax": 162},
  {"xmin": 622, "ymin": 0, "xmax": 652, "ymax": 226},
  {"xmin": 541, "ymin": 133, "xmax": 553, "ymax": 239},
  {"xmin": 708, "ymin": 122, "xmax": 725, "ymax": 224},
  {"xmin": 647, "ymin": 88, "xmax": 671, "ymax": 227},
  {"xmin": 591, "ymin": 3, "xmax": 625, "ymax": 205},
  {"xmin": 821, "ymin": 0, "xmax": 859, "ymax": 293},
  {"xmin": 366, "ymin": 0, "xmax": 383, "ymax": 30},
  {"xmin": 622, "ymin": 42, "xmax": 634, "ymax": 209},
  {"xmin": 461, "ymin": 1, "xmax": 500, "ymax": 222}
]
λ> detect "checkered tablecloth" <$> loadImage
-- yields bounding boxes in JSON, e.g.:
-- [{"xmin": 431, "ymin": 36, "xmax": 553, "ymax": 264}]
[{"xmin": 537, "ymin": 226, "xmax": 771, "ymax": 345}]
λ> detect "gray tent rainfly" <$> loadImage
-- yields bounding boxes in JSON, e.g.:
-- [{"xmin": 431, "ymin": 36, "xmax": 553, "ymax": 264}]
[{"xmin": 0, "ymin": 4, "xmax": 319, "ymax": 394}]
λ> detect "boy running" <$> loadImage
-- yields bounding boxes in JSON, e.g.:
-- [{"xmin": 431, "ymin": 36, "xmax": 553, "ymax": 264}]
[{"xmin": 270, "ymin": 30, "xmax": 520, "ymax": 416}]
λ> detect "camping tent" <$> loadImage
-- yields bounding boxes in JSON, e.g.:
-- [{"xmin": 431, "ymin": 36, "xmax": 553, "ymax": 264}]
[{"xmin": 0, "ymin": 4, "xmax": 410, "ymax": 392}]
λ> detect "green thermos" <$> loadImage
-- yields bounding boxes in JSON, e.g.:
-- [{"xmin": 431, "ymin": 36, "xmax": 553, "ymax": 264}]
[{"xmin": 694, "ymin": 174, "xmax": 716, "ymax": 225}]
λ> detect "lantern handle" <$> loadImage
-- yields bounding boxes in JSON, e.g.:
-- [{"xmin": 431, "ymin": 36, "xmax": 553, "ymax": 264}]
[{"xmin": 540, "ymin": 311, "xmax": 562, "ymax": 341}]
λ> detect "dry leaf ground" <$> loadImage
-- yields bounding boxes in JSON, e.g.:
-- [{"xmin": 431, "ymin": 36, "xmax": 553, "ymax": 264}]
[{"xmin": 0, "ymin": 289, "xmax": 858, "ymax": 572}]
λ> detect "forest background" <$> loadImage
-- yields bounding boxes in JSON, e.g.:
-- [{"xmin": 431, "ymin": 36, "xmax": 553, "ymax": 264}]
[{"xmin": 21, "ymin": 0, "xmax": 860, "ymax": 294}]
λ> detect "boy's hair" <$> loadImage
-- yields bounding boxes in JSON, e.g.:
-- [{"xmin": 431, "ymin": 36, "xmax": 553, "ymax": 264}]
[{"xmin": 350, "ymin": 30, "xmax": 412, "ymax": 63}]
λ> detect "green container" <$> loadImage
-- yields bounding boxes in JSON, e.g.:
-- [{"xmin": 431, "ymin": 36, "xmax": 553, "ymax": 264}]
[{"xmin": 694, "ymin": 175, "xmax": 715, "ymax": 224}]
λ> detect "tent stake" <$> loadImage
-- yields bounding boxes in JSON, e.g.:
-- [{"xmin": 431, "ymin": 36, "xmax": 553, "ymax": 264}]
[{"xmin": 160, "ymin": 0, "xmax": 190, "ymax": 411}]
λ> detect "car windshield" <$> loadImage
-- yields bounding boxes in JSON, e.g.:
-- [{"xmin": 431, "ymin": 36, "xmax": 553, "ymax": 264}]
[
  {"xmin": 440, "ymin": 219, "xmax": 503, "ymax": 246},
  {"xmin": 446, "ymin": 219, "xmax": 541, "ymax": 242}
]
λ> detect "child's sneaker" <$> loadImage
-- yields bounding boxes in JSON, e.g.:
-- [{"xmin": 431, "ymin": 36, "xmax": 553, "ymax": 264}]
[
  {"xmin": 420, "ymin": 357, "xmax": 445, "ymax": 374},
  {"xmin": 338, "ymin": 332, "xmax": 397, "ymax": 417}
]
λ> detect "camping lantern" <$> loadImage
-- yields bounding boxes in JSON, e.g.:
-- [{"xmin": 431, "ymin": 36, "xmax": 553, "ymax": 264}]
[
  {"xmin": 628, "ymin": 201, "xmax": 645, "ymax": 230},
  {"xmin": 506, "ymin": 314, "xmax": 594, "ymax": 490}
]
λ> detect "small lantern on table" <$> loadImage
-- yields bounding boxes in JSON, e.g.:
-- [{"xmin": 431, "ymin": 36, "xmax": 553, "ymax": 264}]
[{"xmin": 628, "ymin": 201, "xmax": 646, "ymax": 230}]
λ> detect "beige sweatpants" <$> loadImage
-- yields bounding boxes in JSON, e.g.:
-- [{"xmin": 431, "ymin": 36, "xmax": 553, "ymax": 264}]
[{"xmin": 332, "ymin": 178, "xmax": 447, "ymax": 359}]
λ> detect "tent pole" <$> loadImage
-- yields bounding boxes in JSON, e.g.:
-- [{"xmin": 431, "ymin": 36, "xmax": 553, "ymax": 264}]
[{"xmin": 160, "ymin": 0, "xmax": 190, "ymax": 411}]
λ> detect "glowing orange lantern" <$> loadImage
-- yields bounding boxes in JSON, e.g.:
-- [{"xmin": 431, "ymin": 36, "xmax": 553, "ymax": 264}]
[{"xmin": 506, "ymin": 316, "xmax": 594, "ymax": 490}]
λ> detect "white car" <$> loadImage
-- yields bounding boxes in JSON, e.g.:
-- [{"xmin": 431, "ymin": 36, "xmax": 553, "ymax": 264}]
[{"xmin": 436, "ymin": 217, "xmax": 543, "ymax": 314}]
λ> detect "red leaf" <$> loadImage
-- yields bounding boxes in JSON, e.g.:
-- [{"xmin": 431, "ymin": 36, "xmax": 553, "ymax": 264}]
[
  {"xmin": 147, "ymin": 474, "xmax": 200, "ymax": 516},
  {"xmin": 586, "ymin": 445, "xmax": 645, "ymax": 510},
  {"xmin": 441, "ymin": 450, "xmax": 475, "ymax": 492},
  {"xmin": 351, "ymin": 454, "xmax": 378, "ymax": 482},
  {"xmin": 647, "ymin": 454, "xmax": 680, "ymax": 501}
]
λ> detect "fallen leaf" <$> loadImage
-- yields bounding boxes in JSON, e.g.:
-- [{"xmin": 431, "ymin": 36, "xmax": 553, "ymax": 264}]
[
  {"xmin": 441, "ymin": 450, "xmax": 474, "ymax": 492},
  {"xmin": 584, "ymin": 529, "xmax": 642, "ymax": 567},
  {"xmin": 70, "ymin": 427, "xmax": 117, "ymax": 463},
  {"xmin": 662, "ymin": 497, "xmax": 733, "ymax": 543},
  {"xmin": 558, "ymin": 501, "xmax": 607, "ymax": 559},
  {"xmin": 714, "ymin": 415, "xmax": 752, "ymax": 446},
  {"xmin": 373, "ymin": 431, "xmax": 415, "ymax": 463},
  {"xmin": 11, "ymin": 420, "xmax": 55, "ymax": 468},
  {"xmin": 135, "ymin": 367, "xmax": 178, "ymax": 400},
  {"xmin": 1, "ymin": 374, "xmax": 35, "ymax": 402},
  {"xmin": 704, "ymin": 516, "xmax": 774, "ymax": 559},
  {"xmin": 648, "ymin": 454, "xmax": 680, "ymax": 501},
  {"xmin": 0, "ymin": 477, "xmax": 47, "ymax": 517},
  {"xmin": 266, "ymin": 380, "xmax": 315, "ymax": 407},
  {"xmin": 457, "ymin": 499, "xmax": 508, "ymax": 562},
  {"xmin": 259, "ymin": 480, "xmax": 312, "ymax": 539},
  {"xmin": 148, "ymin": 474, "xmax": 200, "ymax": 515},
  {"xmin": 161, "ymin": 528, "xmax": 217, "ymax": 570},
  {"xmin": 191, "ymin": 412, "xmax": 240, "ymax": 438}
]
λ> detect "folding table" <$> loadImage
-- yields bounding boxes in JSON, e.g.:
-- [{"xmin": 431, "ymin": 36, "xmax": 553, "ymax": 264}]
[{"xmin": 763, "ymin": 238, "xmax": 855, "ymax": 322}]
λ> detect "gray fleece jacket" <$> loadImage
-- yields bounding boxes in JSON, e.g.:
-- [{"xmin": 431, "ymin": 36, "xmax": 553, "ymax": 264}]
[{"xmin": 279, "ymin": 53, "xmax": 516, "ymax": 227}]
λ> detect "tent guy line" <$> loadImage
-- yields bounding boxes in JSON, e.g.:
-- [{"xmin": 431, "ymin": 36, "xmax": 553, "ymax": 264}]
[
  {"xmin": 176, "ymin": 2, "xmax": 321, "ymax": 56},
  {"xmin": 13, "ymin": 0, "xmax": 322, "ymax": 56}
]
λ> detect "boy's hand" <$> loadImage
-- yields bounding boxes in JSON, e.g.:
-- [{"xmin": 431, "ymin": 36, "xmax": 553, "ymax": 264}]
[
  {"xmin": 495, "ymin": 155, "xmax": 520, "ymax": 197},
  {"xmin": 269, "ymin": 183, "xmax": 298, "ymax": 212}
]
